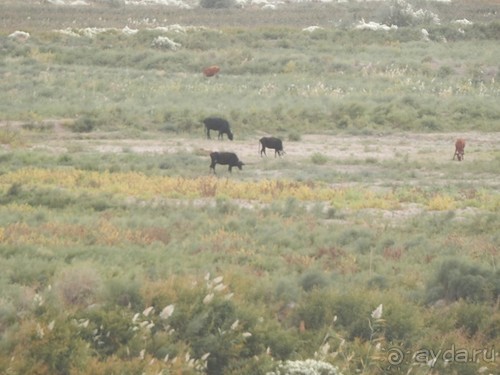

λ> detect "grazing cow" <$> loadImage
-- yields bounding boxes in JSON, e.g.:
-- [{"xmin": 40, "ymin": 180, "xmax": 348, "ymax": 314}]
[
  {"xmin": 202, "ymin": 65, "xmax": 220, "ymax": 77},
  {"xmin": 209, "ymin": 152, "xmax": 244, "ymax": 174},
  {"xmin": 203, "ymin": 117, "xmax": 233, "ymax": 140},
  {"xmin": 453, "ymin": 138, "xmax": 466, "ymax": 161},
  {"xmin": 259, "ymin": 137, "xmax": 284, "ymax": 157}
]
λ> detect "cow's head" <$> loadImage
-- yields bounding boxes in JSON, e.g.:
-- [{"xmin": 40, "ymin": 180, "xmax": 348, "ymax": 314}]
[
  {"xmin": 237, "ymin": 161, "xmax": 244, "ymax": 170},
  {"xmin": 228, "ymin": 132, "xmax": 234, "ymax": 141}
]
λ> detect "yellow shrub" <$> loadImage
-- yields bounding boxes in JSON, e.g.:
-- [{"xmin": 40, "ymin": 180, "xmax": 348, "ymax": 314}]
[
  {"xmin": 3, "ymin": 168, "xmax": 496, "ymax": 213},
  {"xmin": 427, "ymin": 194, "xmax": 456, "ymax": 211}
]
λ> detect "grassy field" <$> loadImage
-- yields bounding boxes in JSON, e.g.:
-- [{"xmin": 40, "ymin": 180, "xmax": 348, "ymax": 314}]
[{"xmin": 0, "ymin": 1, "xmax": 499, "ymax": 374}]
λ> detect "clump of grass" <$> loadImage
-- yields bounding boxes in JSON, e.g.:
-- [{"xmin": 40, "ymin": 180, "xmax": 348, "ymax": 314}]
[
  {"xmin": 102, "ymin": 276, "xmax": 143, "ymax": 309},
  {"xmin": 69, "ymin": 115, "xmax": 97, "ymax": 133},
  {"xmin": 299, "ymin": 270, "xmax": 328, "ymax": 292},
  {"xmin": 288, "ymin": 132, "xmax": 301, "ymax": 141},
  {"xmin": 0, "ymin": 129, "xmax": 23, "ymax": 147},
  {"xmin": 427, "ymin": 193, "xmax": 456, "ymax": 210},
  {"xmin": 311, "ymin": 153, "xmax": 328, "ymax": 165}
]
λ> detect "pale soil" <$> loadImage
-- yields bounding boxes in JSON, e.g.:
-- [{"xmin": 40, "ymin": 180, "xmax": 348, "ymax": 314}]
[
  {"xmin": 2, "ymin": 119, "xmax": 498, "ymax": 174},
  {"xmin": 26, "ymin": 127, "xmax": 500, "ymax": 164},
  {"xmin": 38, "ymin": 130, "xmax": 500, "ymax": 187}
]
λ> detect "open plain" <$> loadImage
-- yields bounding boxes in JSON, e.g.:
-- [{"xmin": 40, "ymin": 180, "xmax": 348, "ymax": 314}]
[{"xmin": 0, "ymin": 1, "xmax": 499, "ymax": 374}]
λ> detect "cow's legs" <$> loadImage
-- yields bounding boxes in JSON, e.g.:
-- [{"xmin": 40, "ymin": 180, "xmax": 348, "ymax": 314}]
[
  {"xmin": 210, "ymin": 159, "xmax": 217, "ymax": 174},
  {"xmin": 453, "ymin": 147, "xmax": 464, "ymax": 161}
]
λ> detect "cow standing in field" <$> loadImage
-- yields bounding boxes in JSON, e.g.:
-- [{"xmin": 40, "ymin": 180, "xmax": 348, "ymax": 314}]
[
  {"xmin": 259, "ymin": 137, "xmax": 284, "ymax": 157},
  {"xmin": 209, "ymin": 152, "xmax": 244, "ymax": 174},
  {"xmin": 202, "ymin": 65, "xmax": 220, "ymax": 77},
  {"xmin": 203, "ymin": 117, "xmax": 233, "ymax": 140},
  {"xmin": 453, "ymin": 138, "xmax": 466, "ymax": 161}
]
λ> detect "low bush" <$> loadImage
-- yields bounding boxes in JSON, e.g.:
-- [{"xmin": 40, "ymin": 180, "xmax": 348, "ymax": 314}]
[
  {"xmin": 453, "ymin": 301, "xmax": 488, "ymax": 337},
  {"xmin": 70, "ymin": 115, "xmax": 97, "ymax": 133},
  {"xmin": 199, "ymin": 0, "xmax": 236, "ymax": 8},
  {"xmin": 426, "ymin": 259, "xmax": 498, "ymax": 304},
  {"xmin": 311, "ymin": 153, "xmax": 328, "ymax": 165}
]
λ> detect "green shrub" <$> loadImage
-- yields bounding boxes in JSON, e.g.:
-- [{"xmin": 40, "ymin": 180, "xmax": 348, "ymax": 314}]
[
  {"xmin": 7, "ymin": 256, "xmax": 57, "ymax": 288},
  {"xmin": 299, "ymin": 270, "xmax": 328, "ymax": 292},
  {"xmin": 288, "ymin": 132, "xmax": 301, "ymax": 141},
  {"xmin": 484, "ymin": 313, "xmax": 500, "ymax": 340},
  {"xmin": 1, "ymin": 186, "xmax": 74, "ymax": 209},
  {"xmin": 275, "ymin": 278, "xmax": 300, "ymax": 301},
  {"xmin": 453, "ymin": 301, "xmax": 487, "ymax": 337},
  {"xmin": 199, "ymin": 0, "xmax": 236, "ymax": 9},
  {"xmin": 70, "ymin": 115, "xmax": 97, "ymax": 133},
  {"xmin": 296, "ymin": 290, "xmax": 337, "ymax": 331},
  {"xmin": 328, "ymin": 293, "xmax": 373, "ymax": 340},
  {"xmin": 367, "ymin": 275, "xmax": 388, "ymax": 290},
  {"xmin": 311, "ymin": 153, "xmax": 328, "ymax": 165},
  {"xmin": 337, "ymin": 228, "xmax": 374, "ymax": 250},
  {"xmin": 102, "ymin": 277, "xmax": 143, "ymax": 309},
  {"xmin": 0, "ymin": 129, "xmax": 22, "ymax": 147},
  {"xmin": 383, "ymin": 301, "xmax": 421, "ymax": 344},
  {"xmin": 0, "ymin": 299, "xmax": 17, "ymax": 333},
  {"xmin": 263, "ymin": 329, "xmax": 297, "ymax": 360},
  {"xmin": 76, "ymin": 306, "xmax": 136, "ymax": 358},
  {"xmin": 426, "ymin": 259, "xmax": 498, "ymax": 303},
  {"xmin": 8, "ymin": 317, "xmax": 88, "ymax": 375}
]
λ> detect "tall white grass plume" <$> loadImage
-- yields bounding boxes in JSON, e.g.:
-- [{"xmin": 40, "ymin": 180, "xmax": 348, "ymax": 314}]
[
  {"xmin": 371, "ymin": 304, "xmax": 383, "ymax": 320},
  {"xmin": 160, "ymin": 304, "xmax": 175, "ymax": 319}
]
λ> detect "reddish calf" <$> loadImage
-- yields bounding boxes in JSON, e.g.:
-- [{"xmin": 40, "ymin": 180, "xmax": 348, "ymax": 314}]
[
  {"xmin": 453, "ymin": 138, "xmax": 466, "ymax": 161},
  {"xmin": 202, "ymin": 65, "xmax": 220, "ymax": 77}
]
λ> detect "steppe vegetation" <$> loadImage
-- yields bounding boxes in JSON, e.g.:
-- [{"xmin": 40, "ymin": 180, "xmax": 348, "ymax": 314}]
[{"xmin": 0, "ymin": 0, "xmax": 499, "ymax": 374}]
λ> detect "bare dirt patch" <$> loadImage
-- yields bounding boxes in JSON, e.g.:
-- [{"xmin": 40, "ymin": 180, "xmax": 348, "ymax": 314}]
[
  {"xmin": 26, "ymin": 130, "xmax": 499, "ymax": 162},
  {"xmin": 2, "ymin": 119, "xmax": 499, "ymax": 190}
]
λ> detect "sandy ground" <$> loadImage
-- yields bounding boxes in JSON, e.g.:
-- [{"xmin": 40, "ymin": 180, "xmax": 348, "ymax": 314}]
[
  {"xmin": 1, "ymin": 119, "xmax": 499, "ymax": 186},
  {"xmin": 27, "ymin": 129, "xmax": 500, "ymax": 163}
]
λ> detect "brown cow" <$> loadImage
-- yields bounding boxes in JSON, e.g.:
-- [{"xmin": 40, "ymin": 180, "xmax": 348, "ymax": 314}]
[
  {"xmin": 453, "ymin": 138, "xmax": 466, "ymax": 161},
  {"xmin": 202, "ymin": 65, "xmax": 220, "ymax": 77}
]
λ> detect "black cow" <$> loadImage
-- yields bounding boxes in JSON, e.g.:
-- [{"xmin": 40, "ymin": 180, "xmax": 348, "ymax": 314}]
[
  {"xmin": 210, "ymin": 152, "xmax": 244, "ymax": 174},
  {"xmin": 203, "ymin": 117, "xmax": 233, "ymax": 140},
  {"xmin": 259, "ymin": 137, "xmax": 284, "ymax": 157}
]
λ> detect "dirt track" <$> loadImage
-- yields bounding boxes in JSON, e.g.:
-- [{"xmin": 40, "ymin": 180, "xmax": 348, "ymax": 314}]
[
  {"xmin": 1, "ymin": 119, "xmax": 499, "ymax": 188},
  {"xmin": 29, "ymin": 130, "xmax": 499, "ymax": 162}
]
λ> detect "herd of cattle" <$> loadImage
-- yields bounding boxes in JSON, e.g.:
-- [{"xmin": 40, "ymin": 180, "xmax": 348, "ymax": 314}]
[
  {"xmin": 203, "ymin": 116, "xmax": 285, "ymax": 174},
  {"xmin": 201, "ymin": 65, "xmax": 467, "ymax": 169},
  {"xmin": 203, "ymin": 116, "xmax": 466, "ymax": 174}
]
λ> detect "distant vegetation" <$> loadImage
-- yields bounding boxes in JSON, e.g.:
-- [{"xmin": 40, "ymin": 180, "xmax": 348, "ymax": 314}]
[
  {"xmin": 0, "ymin": 1, "xmax": 499, "ymax": 135},
  {"xmin": 0, "ymin": 1, "xmax": 499, "ymax": 374}
]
